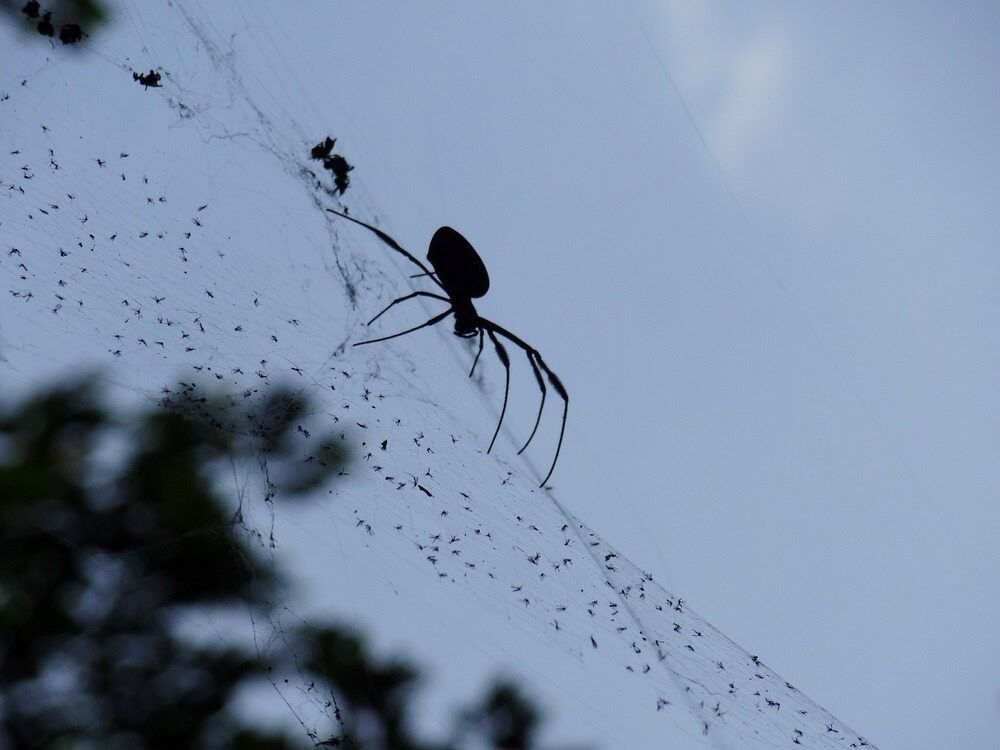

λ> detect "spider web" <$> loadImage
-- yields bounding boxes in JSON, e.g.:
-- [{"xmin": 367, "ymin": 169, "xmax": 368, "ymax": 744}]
[{"xmin": 0, "ymin": 4, "xmax": 876, "ymax": 748}]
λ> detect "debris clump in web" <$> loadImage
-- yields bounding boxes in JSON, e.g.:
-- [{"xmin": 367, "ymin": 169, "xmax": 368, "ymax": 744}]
[
  {"xmin": 18, "ymin": 0, "xmax": 90, "ymax": 44},
  {"xmin": 0, "ymin": 5, "xmax": 876, "ymax": 748}
]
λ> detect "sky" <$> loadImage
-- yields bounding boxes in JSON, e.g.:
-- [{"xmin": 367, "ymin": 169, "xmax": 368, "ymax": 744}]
[
  {"xmin": 2, "ymin": 2, "xmax": 999, "ymax": 748},
  {"xmin": 289, "ymin": 4, "xmax": 999, "ymax": 746}
]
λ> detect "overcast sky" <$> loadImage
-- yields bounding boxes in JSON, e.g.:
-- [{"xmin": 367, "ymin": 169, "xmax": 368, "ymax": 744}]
[
  {"xmin": 3, "ymin": 2, "xmax": 999, "ymax": 748},
  {"xmin": 288, "ymin": 4, "xmax": 999, "ymax": 747}
]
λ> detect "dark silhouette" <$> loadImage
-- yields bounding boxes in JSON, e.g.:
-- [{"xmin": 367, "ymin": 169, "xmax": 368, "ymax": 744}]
[
  {"xmin": 133, "ymin": 69, "xmax": 162, "ymax": 88},
  {"xmin": 0, "ymin": 380, "xmax": 313, "ymax": 747},
  {"xmin": 11, "ymin": 0, "xmax": 96, "ymax": 43},
  {"xmin": 0, "ymin": 380, "xmax": 578, "ymax": 749},
  {"xmin": 312, "ymin": 136, "xmax": 336, "ymax": 159},
  {"xmin": 327, "ymin": 209, "xmax": 568, "ymax": 487},
  {"xmin": 58, "ymin": 21, "xmax": 82, "ymax": 43},
  {"xmin": 324, "ymin": 153, "xmax": 354, "ymax": 195},
  {"xmin": 311, "ymin": 137, "xmax": 354, "ymax": 195},
  {"xmin": 36, "ymin": 9, "xmax": 52, "ymax": 35}
]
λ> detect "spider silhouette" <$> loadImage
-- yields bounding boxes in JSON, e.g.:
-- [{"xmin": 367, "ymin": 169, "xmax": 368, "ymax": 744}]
[{"xmin": 327, "ymin": 208, "xmax": 567, "ymax": 486}]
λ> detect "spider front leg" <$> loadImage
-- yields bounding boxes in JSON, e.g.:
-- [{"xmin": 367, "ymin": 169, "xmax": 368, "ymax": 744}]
[
  {"xmin": 353, "ymin": 309, "xmax": 452, "ymax": 347},
  {"xmin": 326, "ymin": 208, "xmax": 442, "ymax": 287}
]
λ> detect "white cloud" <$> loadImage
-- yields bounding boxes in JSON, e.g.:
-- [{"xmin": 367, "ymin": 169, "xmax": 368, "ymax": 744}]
[
  {"xmin": 652, "ymin": 3, "xmax": 792, "ymax": 176},
  {"xmin": 706, "ymin": 29, "xmax": 789, "ymax": 175}
]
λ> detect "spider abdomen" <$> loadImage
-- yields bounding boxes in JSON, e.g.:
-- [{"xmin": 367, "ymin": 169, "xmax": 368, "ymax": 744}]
[{"xmin": 427, "ymin": 226, "xmax": 490, "ymax": 300}]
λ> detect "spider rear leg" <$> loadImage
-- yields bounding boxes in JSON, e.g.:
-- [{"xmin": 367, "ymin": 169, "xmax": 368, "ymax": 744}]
[
  {"xmin": 353, "ymin": 309, "xmax": 452, "ymax": 347},
  {"xmin": 485, "ymin": 329, "xmax": 510, "ymax": 454},
  {"xmin": 517, "ymin": 351, "xmax": 546, "ymax": 455},
  {"xmin": 468, "ymin": 329, "xmax": 485, "ymax": 377},
  {"xmin": 366, "ymin": 291, "xmax": 450, "ymax": 326},
  {"xmin": 480, "ymin": 319, "xmax": 569, "ymax": 487},
  {"xmin": 535, "ymin": 356, "xmax": 568, "ymax": 487}
]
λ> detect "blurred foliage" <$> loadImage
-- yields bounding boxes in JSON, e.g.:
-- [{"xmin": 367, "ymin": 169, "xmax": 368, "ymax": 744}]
[
  {"xmin": 0, "ymin": 379, "xmax": 322, "ymax": 748},
  {"xmin": 0, "ymin": 379, "xmax": 581, "ymax": 749},
  {"xmin": 2, "ymin": 0, "xmax": 107, "ymax": 45}
]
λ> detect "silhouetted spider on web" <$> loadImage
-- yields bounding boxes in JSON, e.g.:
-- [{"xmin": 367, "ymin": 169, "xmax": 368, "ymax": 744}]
[{"xmin": 327, "ymin": 208, "xmax": 567, "ymax": 486}]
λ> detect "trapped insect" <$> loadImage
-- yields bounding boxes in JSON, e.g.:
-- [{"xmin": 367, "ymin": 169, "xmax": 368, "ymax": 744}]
[{"xmin": 327, "ymin": 208, "xmax": 567, "ymax": 486}]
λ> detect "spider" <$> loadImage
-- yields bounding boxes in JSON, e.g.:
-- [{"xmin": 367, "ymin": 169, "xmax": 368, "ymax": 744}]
[{"xmin": 327, "ymin": 208, "xmax": 567, "ymax": 486}]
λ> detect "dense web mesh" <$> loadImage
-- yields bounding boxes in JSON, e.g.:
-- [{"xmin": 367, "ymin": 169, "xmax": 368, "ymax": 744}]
[{"xmin": 1, "ymin": 4, "xmax": 875, "ymax": 748}]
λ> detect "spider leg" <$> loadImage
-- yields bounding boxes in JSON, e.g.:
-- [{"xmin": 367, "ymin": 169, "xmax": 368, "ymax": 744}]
[
  {"xmin": 326, "ymin": 208, "xmax": 444, "ymax": 290},
  {"xmin": 485, "ymin": 329, "xmax": 510, "ymax": 454},
  {"xmin": 480, "ymin": 319, "xmax": 568, "ymax": 487},
  {"xmin": 532, "ymin": 352, "xmax": 568, "ymax": 487},
  {"xmin": 409, "ymin": 271, "xmax": 440, "ymax": 281},
  {"xmin": 517, "ymin": 351, "xmax": 546, "ymax": 455},
  {"xmin": 353, "ymin": 309, "xmax": 452, "ymax": 347},
  {"xmin": 366, "ymin": 291, "xmax": 450, "ymax": 326},
  {"xmin": 468, "ymin": 328, "xmax": 485, "ymax": 377}
]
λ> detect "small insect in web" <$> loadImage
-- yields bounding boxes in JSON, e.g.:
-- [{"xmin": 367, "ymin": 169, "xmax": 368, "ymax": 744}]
[{"xmin": 327, "ymin": 208, "xmax": 567, "ymax": 486}]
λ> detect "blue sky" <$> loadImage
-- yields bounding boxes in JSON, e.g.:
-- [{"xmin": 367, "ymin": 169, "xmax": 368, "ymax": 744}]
[{"xmin": 3, "ymin": 2, "xmax": 998, "ymax": 748}]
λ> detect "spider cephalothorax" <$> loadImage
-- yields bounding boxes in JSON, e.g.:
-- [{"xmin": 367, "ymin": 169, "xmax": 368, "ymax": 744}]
[{"xmin": 328, "ymin": 208, "xmax": 567, "ymax": 486}]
